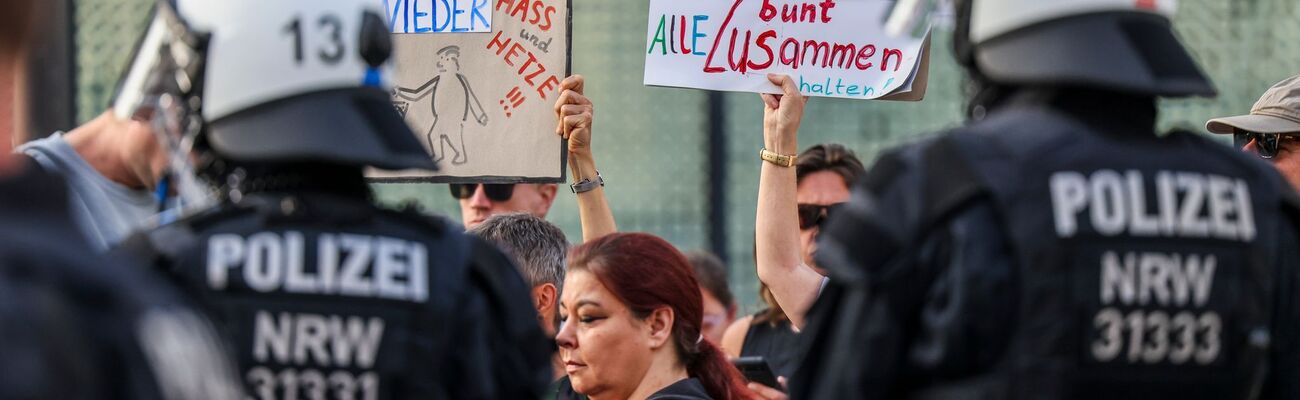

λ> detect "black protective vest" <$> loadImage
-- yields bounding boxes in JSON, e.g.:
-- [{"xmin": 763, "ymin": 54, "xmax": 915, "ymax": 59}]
[
  {"xmin": 941, "ymin": 108, "xmax": 1281, "ymax": 398},
  {"xmin": 794, "ymin": 105, "xmax": 1300, "ymax": 399},
  {"xmin": 117, "ymin": 192, "xmax": 552, "ymax": 400}
]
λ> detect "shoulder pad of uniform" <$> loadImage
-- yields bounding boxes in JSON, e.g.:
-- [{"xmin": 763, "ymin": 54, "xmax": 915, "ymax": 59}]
[
  {"xmin": 148, "ymin": 223, "xmax": 202, "ymax": 258},
  {"xmin": 133, "ymin": 204, "xmax": 252, "ymax": 258},
  {"xmin": 820, "ymin": 134, "xmax": 991, "ymax": 286},
  {"xmin": 1278, "ymin": 178, "xmax": 1300, "ymax": 215},
  {"xmin": 180, "ymin": 202, "xmax": 259, "ymax": 228},
  {"xmin": 462, "ymin": 234, "xmax": 555, "ymax": 392},
  {"xmin": 861, "ymin": 133, "xmax": 990, "ymax": 224}
]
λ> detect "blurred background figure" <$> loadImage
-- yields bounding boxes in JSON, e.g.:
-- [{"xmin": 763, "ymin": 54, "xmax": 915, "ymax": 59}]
[
  {"xmin": 1208, "ymin": 75, "xmax": 1300, "ymax": 190},
  {"xmin": 111, "ymin": 0, "xmax": 552, "ymax": 398},
  {"xmin": 686, "ymin": 250, "xmax": 737, "ymax": 345},
  {"xmin": 798, "ymin": 0, "xmax": 1300, "ymax": 398},
  {"xmin": 557, "ymin": 233, "xmax": 752, "ymax": 400},
  {"xmin": 0, "ymin": 1, "xmax": 241, "ymax": 398}
]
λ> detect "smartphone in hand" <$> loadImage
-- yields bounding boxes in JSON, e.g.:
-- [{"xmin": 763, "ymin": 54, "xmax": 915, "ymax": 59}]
[{"xmin": 731, "ymin": 356, "xmax": 781, "ymax": 390}]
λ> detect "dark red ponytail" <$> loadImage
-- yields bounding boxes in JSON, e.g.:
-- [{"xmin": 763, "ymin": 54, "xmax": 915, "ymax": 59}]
[{"xmin": 569, "ymin": 233, "xmax": 752, "ymax": 400}]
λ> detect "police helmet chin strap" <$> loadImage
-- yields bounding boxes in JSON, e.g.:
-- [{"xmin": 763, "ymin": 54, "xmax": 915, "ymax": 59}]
[
  {"xmin": 113, "ymin": 3, "xmax": 217, "ymax": 225},
  {"xmin": 150, "ymin": 93, "xmax": 217, "ymax": 224}
]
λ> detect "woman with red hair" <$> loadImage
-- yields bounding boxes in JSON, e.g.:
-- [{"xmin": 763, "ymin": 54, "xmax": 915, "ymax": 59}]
[{"xmin": 557, "ymin": 233, "xmax": 754, "ymax": 400}]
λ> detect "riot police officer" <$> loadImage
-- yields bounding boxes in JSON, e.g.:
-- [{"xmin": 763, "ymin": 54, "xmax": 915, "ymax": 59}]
[
  {"xmin": 111, "ymin": 1, "xmax": 552, "ymax": 398},
  {"xmin": 792, "ymin": 0, "xmax": 1300, "ymax": 398}
]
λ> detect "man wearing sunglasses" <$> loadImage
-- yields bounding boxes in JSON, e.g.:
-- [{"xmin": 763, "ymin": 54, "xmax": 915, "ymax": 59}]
[
  {"xmin": 451, "ymin": 181, "xmax": 558, "ymax": 228},
  {"xmin": 1207, "ymin": 75, "xmax": 1300, "ymax": 190}
]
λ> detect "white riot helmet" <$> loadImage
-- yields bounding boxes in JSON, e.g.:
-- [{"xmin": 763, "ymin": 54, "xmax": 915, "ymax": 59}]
[
  {"xmin": 114, "ymin": 0, "xmax": 435, "ymax": 175},
  {"xmin": 889, "ymin": 0, "xmax": 1216, "ymax": 97}
]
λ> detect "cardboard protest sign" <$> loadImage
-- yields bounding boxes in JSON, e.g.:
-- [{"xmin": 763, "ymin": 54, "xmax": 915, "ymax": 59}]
[
  {"xmin": 644, "ymin": 0, "xmax": 930, "ymax": 101},
  {"xmin": 371, "ymin": 0, "xmax": 569, "ymax": 183}
]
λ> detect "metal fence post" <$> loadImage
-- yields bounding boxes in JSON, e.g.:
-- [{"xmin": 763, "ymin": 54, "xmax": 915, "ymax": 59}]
[
  {"xmin": 706, "ymin": 91, "xmax": 728, "ymax": 263},
  {"xmin": 25, "ymin": 0, "xmax": 78, "ymax": 138}
]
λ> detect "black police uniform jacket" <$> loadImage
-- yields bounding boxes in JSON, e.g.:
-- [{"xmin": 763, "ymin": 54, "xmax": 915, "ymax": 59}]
[
  {"xmin": 0, "ymin": 159, "xmax": 242, "ymax": 399},
  {"xmin": 116, "ymin": 190, "xmax": 553, "ymax": 399},
  {"xmin": 792, "ymin": 93, "xmax": 1300, "ymax": 399}
]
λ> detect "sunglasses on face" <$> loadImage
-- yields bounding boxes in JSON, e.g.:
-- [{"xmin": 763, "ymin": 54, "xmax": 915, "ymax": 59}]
[
  {"xmin": 449, "ymin": 183, "xmax": 516, "ymax": 202},
  {"xmin": 1235, "ymin": 129, "xmax": 1296, "ymax": 159},
  {"xmin": 798, "ymin": 203, "xmax": 842, "ymax": 230}
]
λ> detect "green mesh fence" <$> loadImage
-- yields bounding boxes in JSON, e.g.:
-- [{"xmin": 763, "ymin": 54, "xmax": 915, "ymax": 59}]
[{"xmin": 75, "ymin": 0, "xmax": 1300, "ymax": 311}]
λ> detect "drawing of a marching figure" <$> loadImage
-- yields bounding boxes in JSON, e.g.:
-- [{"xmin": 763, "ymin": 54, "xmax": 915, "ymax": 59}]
[{"xmin": 393, "ymin": 46, "xmax": 489, "ymax": 165}]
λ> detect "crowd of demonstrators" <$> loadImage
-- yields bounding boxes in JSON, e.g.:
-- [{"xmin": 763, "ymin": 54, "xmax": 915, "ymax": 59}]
[
  {"xmin": 0, "ymin": 1, "xmax": 241, "ymax": 398},
  {"xmin": 1209, "ymin": 75, "xmax": 1300, "ymax": 189},
  {"xmin": 10, "ymin": 0, "xmax": 1300, "ymax": 399}
]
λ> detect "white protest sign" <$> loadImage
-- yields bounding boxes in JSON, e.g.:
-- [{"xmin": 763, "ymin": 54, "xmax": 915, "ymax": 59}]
[
  {"xmin": 384, "ymin": 0, "xmax": 494, "ymax": 33},
  {"xmin": 644, "ymin": 0, "xmax": 930, "ymax": 100},
  {"xmin": 371, "ymin": 0, "xmax": 569, "ymax": 183}
]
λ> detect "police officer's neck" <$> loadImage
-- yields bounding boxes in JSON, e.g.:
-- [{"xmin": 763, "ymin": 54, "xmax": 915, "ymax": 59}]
[
  {"xmin": 997, "ymin": 87, "xmax": 1159, "ymax": 137},
  {"xmin": 225, "ymin": 162, "xmax": 371, "ymax": 200}
]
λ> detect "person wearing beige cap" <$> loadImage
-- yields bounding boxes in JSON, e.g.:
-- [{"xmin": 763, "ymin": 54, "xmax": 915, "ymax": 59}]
[{"xmin": 1207, "ymin": 75, "xmax": 1300, "ymax": 189}]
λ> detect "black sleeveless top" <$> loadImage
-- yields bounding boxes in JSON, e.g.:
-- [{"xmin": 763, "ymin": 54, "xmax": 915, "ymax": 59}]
[{"xmin": 739, "ymin": 310, "xmax": 801, "ymax": 379}]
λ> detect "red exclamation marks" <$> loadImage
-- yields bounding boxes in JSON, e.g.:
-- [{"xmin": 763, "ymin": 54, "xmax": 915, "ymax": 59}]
[{"xmin": 499, "ymin": 87, "xmax": 526, "ymax": 118}]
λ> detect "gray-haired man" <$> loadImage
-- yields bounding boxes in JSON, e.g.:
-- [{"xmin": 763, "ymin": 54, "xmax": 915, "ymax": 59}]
[{"xmin": 468, "ymin": 212, "xmax": 568, "ymax": 337}]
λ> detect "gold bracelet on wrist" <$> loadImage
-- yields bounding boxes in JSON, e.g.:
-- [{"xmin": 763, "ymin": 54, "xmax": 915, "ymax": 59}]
[{"xmin": 759, "ymin": 148, "xmax": 797, "ymax": 167}]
